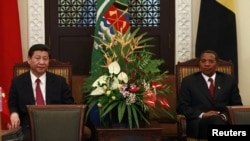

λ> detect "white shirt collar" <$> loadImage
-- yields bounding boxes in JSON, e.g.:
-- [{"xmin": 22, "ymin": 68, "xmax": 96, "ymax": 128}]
[
  {"xmin": 30, "ymin": 71, "xmax": 46, "ymax": 84},
  {"xmin": 201, "ymin": 73, "xmax": 216, "ymax": 82}
]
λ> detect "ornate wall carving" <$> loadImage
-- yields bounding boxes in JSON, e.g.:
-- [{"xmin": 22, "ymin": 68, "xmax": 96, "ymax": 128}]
[
  {"xmin": 28, "ymin": 0, "xmax": 45, "ymax": 47},
  {"xmin": 175, "ymin": 0, "xmax": 192, "ymax": 63}
]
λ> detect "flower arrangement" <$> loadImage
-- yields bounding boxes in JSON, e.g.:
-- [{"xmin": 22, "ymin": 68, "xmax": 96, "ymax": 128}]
[{"xmin": 83, "ymin": 27, "xmax": 175, "ymax": 129}]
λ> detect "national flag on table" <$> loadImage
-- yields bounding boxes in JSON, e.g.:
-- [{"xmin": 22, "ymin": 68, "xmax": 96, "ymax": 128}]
[
  {"xmin": 90, "ymin": 0, "xmax": 130, "ymax": 73},
  {"xmin": 195, "ymin": 0, "xmax": 238, "ymax": 80},
  {"xmin": 89, "ymin": 0, "xmax": 130, "ymax": 127},
  {"xmin": 0, "ymin": 0, "xmax": 23, "ymax": 129}
]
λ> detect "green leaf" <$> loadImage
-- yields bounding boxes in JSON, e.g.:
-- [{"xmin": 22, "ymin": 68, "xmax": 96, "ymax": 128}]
[
  {"xmin": 118, "ymin": 101, "xmax": 126, "ymax": 123},
  {"xmin": 127, "ymin": 106, "xmax": 132, "ymax": 129},
  {"xmin": 131, "ymin": 104, "xmax": 139, "ymax": 128},
  {"xmin": 101, "ymin": 101, "xmax": 119, "ymax": 118},
  {"xmin": 133, "ymin": 104, "xmax": 150, "ymax": 125}
]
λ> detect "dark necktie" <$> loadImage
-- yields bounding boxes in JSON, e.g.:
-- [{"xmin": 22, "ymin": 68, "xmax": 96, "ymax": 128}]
[
  {"xmin": 36, "ymin": 78, "xmax": 45, "ymax": 105},
  {"xmin": 208, "ymin": 78, "xmax": 215, "ymax": 98}
]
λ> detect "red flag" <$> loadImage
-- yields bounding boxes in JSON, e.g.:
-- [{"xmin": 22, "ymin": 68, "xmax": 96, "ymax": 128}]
[{"xmin": 0, "ymin": 0, "xmax": 23, "ymax": 129}]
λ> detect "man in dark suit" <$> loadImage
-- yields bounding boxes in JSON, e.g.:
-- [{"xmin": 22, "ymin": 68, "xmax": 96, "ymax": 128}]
[
  {"xmin": 177, "ymin": 50, "xmax": 242, "ymax": 139},
  {"xmin": 7, "ymin": 44, "xmax": 96, "ymax": 141}
]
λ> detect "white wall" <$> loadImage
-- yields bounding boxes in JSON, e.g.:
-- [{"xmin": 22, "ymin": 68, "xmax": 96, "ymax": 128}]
[
  {"xmin": 235, "ymin": 0, "xmax": 250, "ymax": 105},
  {"xmin": 192, "ymin": 0, "xmax": 250, "ymax": 105},
  {"xmin": 19, "ymin": 0, "xmax": 250, "ymax": 104}
]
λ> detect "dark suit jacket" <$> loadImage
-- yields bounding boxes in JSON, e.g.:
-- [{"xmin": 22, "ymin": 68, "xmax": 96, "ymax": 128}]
[
  {"xmin": 177, "ymin": 71, "xmax": 242, "ymax": 137},
  {"xmin": 8, "ymin": 71, "xmax": 75, "ymax": 127}
]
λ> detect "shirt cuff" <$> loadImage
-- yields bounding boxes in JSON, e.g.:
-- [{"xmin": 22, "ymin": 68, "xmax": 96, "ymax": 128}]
[
  {"xmin": 199, "ymin": 112, "xmax": 204, "ymax": 118},
  {"xmin": 220, "ymin": 113, "xmax": 227, "ymax": 121}
]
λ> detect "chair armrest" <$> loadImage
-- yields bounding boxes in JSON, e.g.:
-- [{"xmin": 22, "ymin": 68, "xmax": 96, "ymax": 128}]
[
  {"xmin": 176, "ymin": 114, "xmax": 187, "ymax": 140},
  {"xmin": 83, "ymin": 126, "xmax": 92, "ymax": 139}
]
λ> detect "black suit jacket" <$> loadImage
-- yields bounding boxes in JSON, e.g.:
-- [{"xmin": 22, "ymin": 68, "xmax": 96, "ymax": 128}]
[
  {"xmin": 177, "ymin": 71, "xmax": 242, "ymax": 137},
  {"xmin": 8, "ymin": 71, "xmax": 75, "ymax": 127}
]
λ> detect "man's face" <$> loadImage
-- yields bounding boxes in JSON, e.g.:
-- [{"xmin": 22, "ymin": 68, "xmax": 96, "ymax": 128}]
[
  {"xmin": 199, "ymin": 53, "xmax": 218, "ymax": 77},
  {"xmin": 27, "ymin": 51, "xmax": 49, "ymax": 77}
]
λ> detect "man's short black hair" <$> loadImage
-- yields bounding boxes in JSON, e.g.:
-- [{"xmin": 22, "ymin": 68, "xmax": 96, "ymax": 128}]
[
  {"xmin": 28, "ymin": 44, "xmax": 51, "ymax": 58},
  {"xmin": 199, "ymin": 50, "xmax": 219, "ymax": 61}
]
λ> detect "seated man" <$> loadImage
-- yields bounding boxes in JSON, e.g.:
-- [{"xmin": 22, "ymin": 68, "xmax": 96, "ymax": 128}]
[
  {"xmin": 8, "ymin": 44, "xmax": 96, "ymax": 141},
  {"xmin": 177, "ymin": 50, "xmax": 242, "ymax": 139}
]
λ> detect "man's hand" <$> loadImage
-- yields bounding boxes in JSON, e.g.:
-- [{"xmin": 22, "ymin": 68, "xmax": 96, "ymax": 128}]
[
  {"xmin": 202, "ymin": 110, "xmax": 220, "ymax": 118},
  {"xmin": 9, "ymin": 112, "xmax": 20, "ymax": 129}
]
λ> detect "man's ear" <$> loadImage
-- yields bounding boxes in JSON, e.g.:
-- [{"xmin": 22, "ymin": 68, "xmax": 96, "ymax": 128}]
[{"xmin": 27, "ymin": 57, "xmax": 31, "ymax": 64}]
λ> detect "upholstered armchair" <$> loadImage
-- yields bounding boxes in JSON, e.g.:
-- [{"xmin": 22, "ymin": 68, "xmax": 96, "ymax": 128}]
[{"xmin": 176, "ymin": 58, "xmax": 234, "ymax": 141}]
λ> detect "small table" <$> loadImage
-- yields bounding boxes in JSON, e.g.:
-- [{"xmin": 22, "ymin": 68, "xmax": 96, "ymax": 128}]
[{"xmin": 97, "ymin": 127, "xmax": 162, "ymax": 141}]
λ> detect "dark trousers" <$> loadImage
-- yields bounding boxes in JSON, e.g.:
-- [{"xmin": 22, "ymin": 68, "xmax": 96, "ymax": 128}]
[
  {"xmin": 85, "ymin": 118, "xmax": 97, "ymax": 141},
  {"xmin": 198, "ymin": 115, "xmax": 228, "ymax": 139},
  {"xmin": 21, "ymin": 126, "xmax": 31, "ymax": 141}
]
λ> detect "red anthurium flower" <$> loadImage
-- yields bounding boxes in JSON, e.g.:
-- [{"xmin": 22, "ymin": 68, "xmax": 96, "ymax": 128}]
[
  {"xmin": 150, "ymin": 81, "xmax": 164, "ymax": 90},
  {"xmin": 143, "ymin": 89, "xmax": 156, "ymax": 101},
  {"xmin": 143, "ymin": 90, "xmax": 157, "ymax": 107},
  {"xmin": 157, "ymin": 97, "xmax": 170, "ymax": 109},
  {"xmin": 144, "ymin": 99, "xmax": 155, "ymax": 107},
  {"xmin": 129, "ymin": 86, "xmax": 140, "ymax": 93},
  {"xmin": 140, "ymin": 72, "xmax": 145, "ymax": 77},
  {"xmin": 124, "ymin": 59, "xmax": 129, "ymax": 64},
  {"xmin": 129, "ymin": 78, "xmax": 136, "ymax": 83},
  {"xmin": 137, "ymin": 54, "xmax": 142, "ymax": 60}
]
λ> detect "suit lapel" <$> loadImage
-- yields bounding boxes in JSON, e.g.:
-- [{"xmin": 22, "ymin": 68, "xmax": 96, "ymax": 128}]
[
  {"xmin": 197, "ymin": 73, "xmax": 214, "ymax": 103},
  {"xmin": 23, "ymin": 72, "xmax": 36, "ymax": 104},
  {"xmin": 199, "ymin": 74, "xmax": 212, "ymax": 102},
  {"xmin": 214, "ymin": 73, "xmax": 224, "ymax": 99},
  {"xmin": 45, "ymin": 72, "xmax": 54, "ymax": 104}
]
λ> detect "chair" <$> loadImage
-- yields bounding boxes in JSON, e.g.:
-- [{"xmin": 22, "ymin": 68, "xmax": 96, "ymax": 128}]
[
  {"xmin": 176, "ymin": 58, "xmax": 234, "ymax": 141},
  {"xmin": 226, "ymin": 105, "xmax": 250, "ymax": 124},
  {"xmin": 26, "ymin": 104, "xmax": 86, "ymax": 141},
  {"xmin": 13, "ymin": 59, "xmax": 72, "ymax": 89}
]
